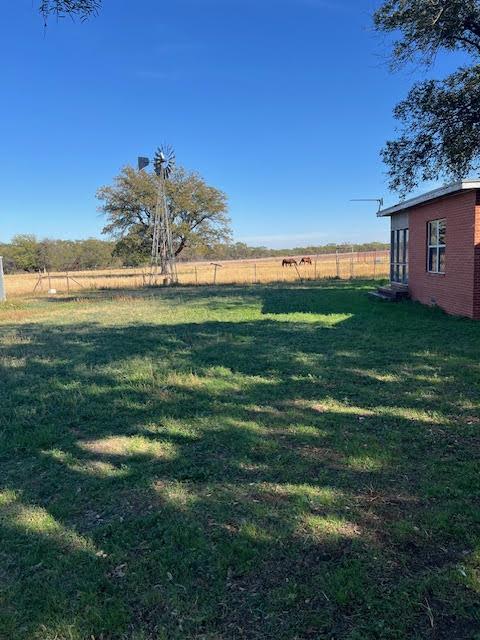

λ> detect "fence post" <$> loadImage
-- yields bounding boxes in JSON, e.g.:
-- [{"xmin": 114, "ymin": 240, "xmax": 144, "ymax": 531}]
[
  {"xmin": 33, "ymin": 271, "xmax": 43, "ymax": 294},
  {"xmin": 373, "ymin": 250, "xmax": 377, "ymax": 279},
  {"xmin": 294, "ymin": 262, "xmax": 303, "ymax": 283},
  {"xmin": 254, "ymin": 263, "xmax": 257, "ymax": 284},
  {"xmin": 350, "ymin": 246, "xmax": 354, "ymax": 279},
  {"xmin": 314, "ymin": 257, "xmax": 317, "ymax": 280},
  {"xmin": 211, "ymin": 263, "xmax": 223, "ymax": 285},
  {"xmin": 336, "ymin": 250, "xmax": 340, "ymax": 278},
  {"xmin": 66, "ymin": 271, "xmax": 70, "ymax": 294},
  {"xmin": 0, "ymin": 256, "xmax": 5, "ymax": 301},
  {"xmin": 195, "ymin": 266, "xmax": 198, "ymax": 285}
]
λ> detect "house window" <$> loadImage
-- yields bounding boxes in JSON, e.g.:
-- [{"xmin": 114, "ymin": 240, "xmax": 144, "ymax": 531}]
[
  {"xmin": 390, "ymin": 228, "xmax": 409, "ymax": 284},
  {"xmin": 427, "ymin": 219, "xmax": 446, "ymax": 274}
]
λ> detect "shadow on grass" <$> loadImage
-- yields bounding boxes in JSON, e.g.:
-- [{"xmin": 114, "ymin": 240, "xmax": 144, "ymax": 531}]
[{"xmin": 0, "ymin": 283, "xmax": 479, "ymax": 639}]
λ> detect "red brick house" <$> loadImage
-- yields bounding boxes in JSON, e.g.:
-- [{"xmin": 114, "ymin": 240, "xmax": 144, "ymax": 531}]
[{"xmin": 376, "ymin": 180, "xmax": 480, "ymax": 319}]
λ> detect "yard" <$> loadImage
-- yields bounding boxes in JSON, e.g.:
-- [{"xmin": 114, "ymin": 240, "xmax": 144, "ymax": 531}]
[{"xmin": 0, "ymin": 280, "xmax": 479, "ymax": 639}]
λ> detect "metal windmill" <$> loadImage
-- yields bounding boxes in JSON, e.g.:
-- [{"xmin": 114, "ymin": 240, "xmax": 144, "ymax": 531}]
[{"xmin": 138, "ymin": 144, "xmax": 178, "ymax": 285}]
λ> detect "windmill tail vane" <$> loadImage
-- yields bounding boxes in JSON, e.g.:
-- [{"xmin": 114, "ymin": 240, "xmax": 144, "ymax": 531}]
[{"xmin": 139, "ymin": 144, "xmax": 178, "ymax": 285}]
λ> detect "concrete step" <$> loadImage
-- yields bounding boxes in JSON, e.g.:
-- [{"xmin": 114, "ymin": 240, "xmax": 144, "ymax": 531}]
[
  {"xmin": 368, "ymin": 291, "xmax": 395, "ymax": 302},
  {"xmin": 377, "ymin": 286, "xmax": 397, "ymax": 299},
  {"xmin": 379, "ymin": 286, "xmax": 410, "ymax": 299},
  {"xmin": 370, "ymin": 286, "xmax": 410, "ymax": 302}
]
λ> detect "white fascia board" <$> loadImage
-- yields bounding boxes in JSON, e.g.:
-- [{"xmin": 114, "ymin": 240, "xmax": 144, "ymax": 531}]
[{"xmin": 377, "ymin": 180, "xmax": 480, "ymax": 217}]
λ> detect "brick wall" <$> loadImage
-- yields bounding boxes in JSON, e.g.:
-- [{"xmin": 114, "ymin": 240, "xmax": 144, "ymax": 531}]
[
  {"xmin": 408, "ymin": 190, "xmax": 477, "ymax": 318},
  {"xmin": 473, "ymin": 192, "xmax": 480, "ymax": 320}
]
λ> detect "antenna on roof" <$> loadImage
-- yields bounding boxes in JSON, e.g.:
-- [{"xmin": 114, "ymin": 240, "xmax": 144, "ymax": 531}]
[{"xmin": 350, "ymin": 198, "xmax": 384, "ymax": 213}]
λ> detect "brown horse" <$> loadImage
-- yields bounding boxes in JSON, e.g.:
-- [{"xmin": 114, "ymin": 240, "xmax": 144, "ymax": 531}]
[
  {"xmin": 299, "ymin": 257, "xmax": 312, "ymax": 265},
  {"xmin": 282, "ymin": 258, "xmax": 298, "ymax": 267}
]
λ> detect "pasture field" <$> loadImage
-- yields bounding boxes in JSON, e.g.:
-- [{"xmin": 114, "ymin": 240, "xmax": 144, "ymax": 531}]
[
  {"xmin": 0, "ymin": 280, "xmax": 479, "ymax": 639},
  {"xmin": 4, "ymin": 250, "xmax": 389, "ymax": 297}
]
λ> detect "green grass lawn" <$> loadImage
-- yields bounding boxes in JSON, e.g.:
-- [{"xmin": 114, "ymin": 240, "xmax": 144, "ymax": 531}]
[{"xmin": 1, "ymin": 280, "xmax": 479, "ymax": 640}]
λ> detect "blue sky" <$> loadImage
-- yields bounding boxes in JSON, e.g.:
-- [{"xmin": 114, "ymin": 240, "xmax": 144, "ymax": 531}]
[{"xmin": 0, "ymin": 0, "xmax": 463, "ymax": 247}]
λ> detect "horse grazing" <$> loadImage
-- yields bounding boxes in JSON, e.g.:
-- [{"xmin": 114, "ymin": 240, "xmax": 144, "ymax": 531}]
[
  {"xmin": 299, "ymin": 257, "xmax": 313, "ymax": 265},
  {"xmin": 282, "ymin": 258, "xmax": 298, "ymax": 268}
]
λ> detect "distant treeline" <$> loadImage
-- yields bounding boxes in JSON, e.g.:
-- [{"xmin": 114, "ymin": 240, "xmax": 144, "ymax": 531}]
[
  {"xmin": 183, "ymin": 241, "xmax": 390, "ymax": 262},
  {"xmin": 0, "ymin": 235, "xmax": 389, "ymax": 273},
  {"xmin": 0, "ymin": 236, "xmax": 120, "ymax": 273}
]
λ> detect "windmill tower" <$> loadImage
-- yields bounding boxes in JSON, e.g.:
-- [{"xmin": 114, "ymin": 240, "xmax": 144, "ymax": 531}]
[{"xmin": 138, "ymin": 144, "xmax": 178, "ymax": 285}]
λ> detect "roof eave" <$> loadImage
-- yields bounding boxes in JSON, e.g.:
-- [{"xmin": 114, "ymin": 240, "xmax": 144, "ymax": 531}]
[{"xmin": 377, "ymin": 180, "xmax": 480, "ymax": 217}]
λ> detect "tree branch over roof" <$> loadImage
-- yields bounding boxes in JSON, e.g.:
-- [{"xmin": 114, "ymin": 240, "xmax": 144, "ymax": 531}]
[
  {"xmin": 374, "ymin": 1, "xmax": 480, "ymax": 194},
  {"xmin": 374, "ymin": 1, "xmax": 480, "ymax": 67},
  {"xmin": 39, "ymin": 0, "xmax": 101, "ymax": 24}
]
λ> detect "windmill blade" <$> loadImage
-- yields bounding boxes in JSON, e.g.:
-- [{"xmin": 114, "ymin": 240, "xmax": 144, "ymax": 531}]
[
  {"xmin": 153, "ymin": 148, "xmax": 164, "ymax": 176},
  {"xmin": 154, "ymin": 143, "xmax": 176, "ymax": 178}
]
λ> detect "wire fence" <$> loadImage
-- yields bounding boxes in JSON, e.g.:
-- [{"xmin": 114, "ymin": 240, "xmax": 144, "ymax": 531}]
[
  {"xmin": 176, "ymin": 250, "xmax": 390, "ymax": 285},
  {"xmin": 4, "ymin": 250, "xmax": 390, "ymax": 297}
]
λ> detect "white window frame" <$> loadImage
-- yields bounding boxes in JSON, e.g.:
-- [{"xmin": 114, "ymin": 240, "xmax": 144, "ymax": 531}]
[
  {"xmin": 427, "ymin": 219, "xmax": 446, "ymax": 274},
  {"xmin": 390, "ymin": 228, "xmax": 409, "ymax": 284}
]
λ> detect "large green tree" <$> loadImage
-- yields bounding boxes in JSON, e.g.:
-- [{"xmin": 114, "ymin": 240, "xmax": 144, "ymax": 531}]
[
  {"xmin": 374, "ymin": 1, "xmax": 480, "ymax": 195},
  {"xmin": 98, "ymin": 166, "xmax": 231, "ymax": 262},
  {"xmin": 8, "ymin": 235, "xmax": 41, "ymax": 272}
]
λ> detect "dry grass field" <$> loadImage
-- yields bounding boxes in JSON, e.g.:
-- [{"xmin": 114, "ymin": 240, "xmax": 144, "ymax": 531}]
[{"xmin": 4, "ymin": 251, "xmax": 389, "ymax": 297}]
